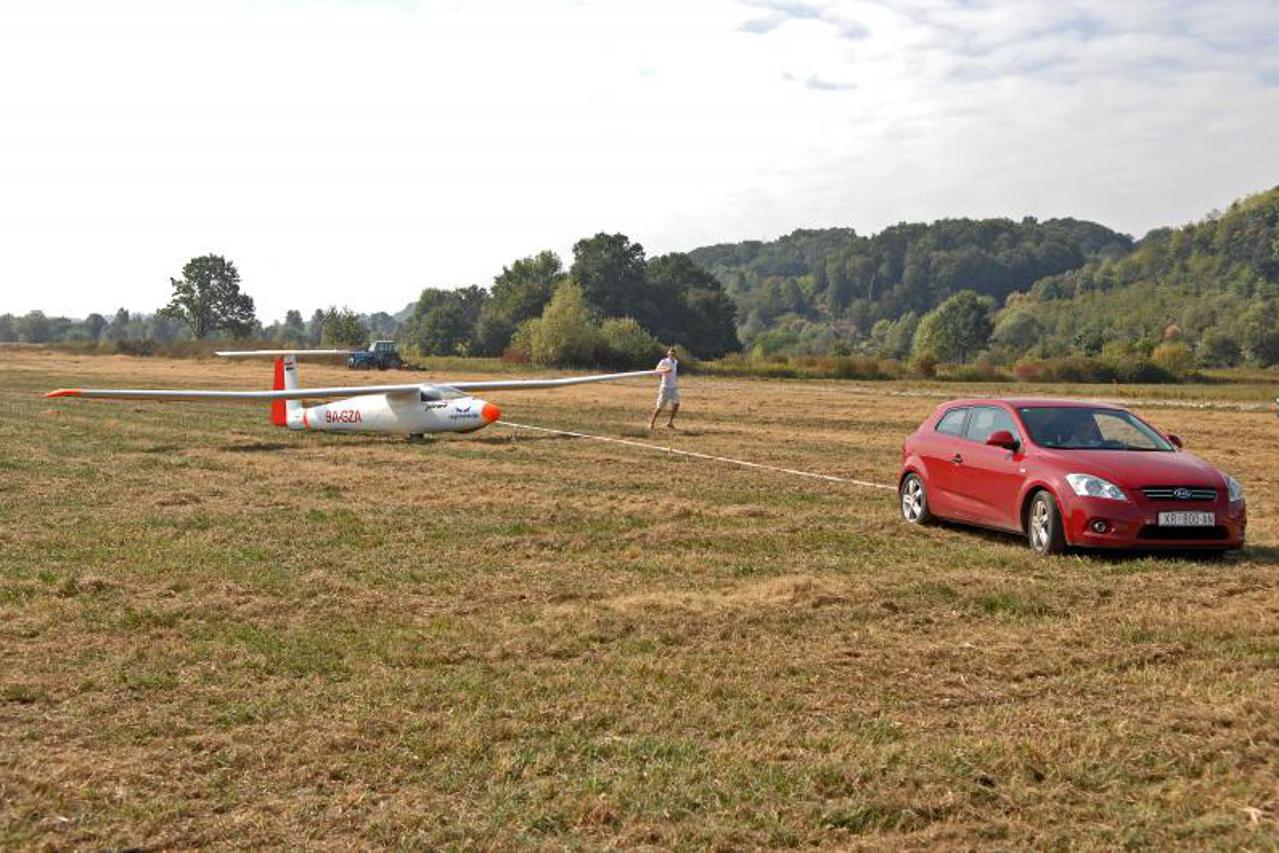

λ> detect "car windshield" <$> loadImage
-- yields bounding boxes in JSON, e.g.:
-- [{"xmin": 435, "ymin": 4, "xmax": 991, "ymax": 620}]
[{"xmin": 1017, "ymin": 407, "xmax": 1174, "ymax": 451}]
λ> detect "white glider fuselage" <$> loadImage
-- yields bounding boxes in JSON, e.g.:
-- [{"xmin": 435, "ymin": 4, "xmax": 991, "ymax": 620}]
[{"xmin": 290, "ymin": 392, "xmax": 499, "ymax": 435}]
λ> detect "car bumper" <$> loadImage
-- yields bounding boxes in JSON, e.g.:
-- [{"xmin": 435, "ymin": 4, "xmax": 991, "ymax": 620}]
[{"xmin": 1063, "ymin": 496, "xmax": 1246, "ymax": 550}]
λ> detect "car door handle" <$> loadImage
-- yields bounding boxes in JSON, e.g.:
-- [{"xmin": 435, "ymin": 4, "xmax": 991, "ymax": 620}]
[{"xmin": 951, "ymin": 453, "xmax": 963, "ymax": 464}]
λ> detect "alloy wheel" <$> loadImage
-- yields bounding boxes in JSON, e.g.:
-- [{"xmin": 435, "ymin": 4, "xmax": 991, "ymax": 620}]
[
  {"xmin": 1030, "ymin": 498, "xmax": 1051, "ymax": 552},
  {"xmin": 901, "ymin": 477, "xmax": 925, "ymax": 523}
]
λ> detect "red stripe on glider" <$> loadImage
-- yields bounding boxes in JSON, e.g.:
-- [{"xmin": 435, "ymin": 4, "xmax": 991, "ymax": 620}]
[{"xmin": 270, "ymin": 358, "xmax": 287, "ymax": 427}]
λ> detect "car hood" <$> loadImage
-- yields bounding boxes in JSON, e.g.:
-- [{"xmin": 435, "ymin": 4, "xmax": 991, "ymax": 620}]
[{"xmin": 1034, "ymin": 448, "xmax": 1224, "ymax": 488}]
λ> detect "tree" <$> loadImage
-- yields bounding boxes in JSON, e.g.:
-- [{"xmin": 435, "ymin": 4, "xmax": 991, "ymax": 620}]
[
  {"xmin": 366, "ymin": 311, "xmax": 400, "ymax": 338},
  {"xmin": 278, "ymin": 310, "xmax": 308, "ymax": 345},
  {"xmin": 0, "ymin": 314, "xmax": 15, "ymax": 342},
  {"xmin": 912, "ymin": 290, "xmax": 994, "ymax": 363},
  {"xmin": 1240, "ymin": 302, "xmax": 1279, "ymax": 365},
  {"xmin": 146, "ymin": 313, "xmax": 185, "ymax": 343},
  {"xmin": 16, "ymin": 311, "xmax": 51, "ymax": 343},
  {"xmin": 83, "ymin": 313, "xmax": 108, "ymax": 341},
  {"xmin": 1195, "ymin": 328, "xmax": 1242, "ymax": 367},
  {"xmin": 489, "ymin": 251, "xmax": 564, "ymax": 325},
  {"xmin": 471, "ymin": 312, "xmax": 516, "ymax": 357},
  {"xmin": 525, "ymin": 281, "xmax": 602, "ymax": 367},
  {"xmin": 990, "ymin": 309, "xmax": 1044, "ymax": 354},
  {"xmin": 870, "ymin": 311, "xmax": 919, "ymax": 359},
  {"xmin": 321, "ymin": 307, "xmax": 368, "ymax": 348},
  {"xmin": 159, "ymin": 255, "xmax": 256, "ymax": 339},
  {"xmin": 105, "ymin": 308, "xmax": 132, "ymax": 341},
  {"xmin": 403, "ymin": 286, "xmax": 487, "ymax": 355},
  {"xmin": 308, "ymin": 309, "xmax": 326, "ymax": 345},
  {"xmin": 472, "ymin": 250, "xmax": 566, "ymax": 356},
  {"xmin": 571, "ymin": 233, "xmax": 648, "ymax": 321},
  {"xmin": 646, "ymin": 253, "xmax": 740, "ymax": 357},
  {"xmin": 406, "ymin": 300, "xmax": 472, "ymax": 355}
]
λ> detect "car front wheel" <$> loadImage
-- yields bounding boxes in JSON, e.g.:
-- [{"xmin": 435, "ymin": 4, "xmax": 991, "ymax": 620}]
[
  {"xmin": 1027, "ymin": 491, "xmax": 1067, "ymax": 556},
  {"xmin": 900, "ymin": 473, "xmax": 932, "ymax": 525}
]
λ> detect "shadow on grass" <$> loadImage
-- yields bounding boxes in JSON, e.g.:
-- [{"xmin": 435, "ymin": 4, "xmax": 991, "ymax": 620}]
[
  {"xmin": 1240, "ymin": 544, "xmax": 1279, "ymax": 566},
  {"xmin": 470, "ymin": 431, "xmax": 581, "ymax": 445},
  {"xmin": 931, "ymin": 520, "xmax": 1024, "ymax": 550},
  {"xmin": 932, "ymin": 519, "xmax": 1260, "ymax": 566},
  {"xmin": 221, "ymin": 442, "xmax": 297, "ymax": 453}
]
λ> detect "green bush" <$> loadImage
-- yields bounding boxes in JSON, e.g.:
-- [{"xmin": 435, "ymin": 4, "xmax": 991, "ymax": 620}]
[
  {"xmin": 1013, "ymin": 356, "xmax": 1113, "ymax": 383},
  {"xmin": 1109, "ymin": 355, "xmax": 1175, "ymax": 384},
  {"xmin": 1151, "ymin": 341, "xmax": 1193, "ymax": 377},
  {"xmin": 1196, "ymin": 329, "xmax": 1242, "ymax": 367},
  {"xmin": 526, "ymin": 282, "xmax": 602, "ymax": 367},
  {"xmin": 598, "ymin": 317, "xmax": 664, "ymax": 369},
  {"xmin": 940, "ymin": 362, "xmax": 1009, "ymax": 382}
]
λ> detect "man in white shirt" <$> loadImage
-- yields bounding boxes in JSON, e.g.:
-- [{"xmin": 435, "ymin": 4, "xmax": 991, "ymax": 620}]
[{"xmin": 649, "ymin": 348, "xmax": 680, "ymax": 430}]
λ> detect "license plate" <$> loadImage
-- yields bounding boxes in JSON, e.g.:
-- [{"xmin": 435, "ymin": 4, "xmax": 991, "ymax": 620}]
[{"xmin": 1158, "ymin": 511, "xmax": 1215, "ymax": 527}]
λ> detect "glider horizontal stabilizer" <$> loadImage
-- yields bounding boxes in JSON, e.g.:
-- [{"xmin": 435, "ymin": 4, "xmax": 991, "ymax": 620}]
[{"xmin": 215, "ymin": 349, "xmax": 352, "ymax": 358}]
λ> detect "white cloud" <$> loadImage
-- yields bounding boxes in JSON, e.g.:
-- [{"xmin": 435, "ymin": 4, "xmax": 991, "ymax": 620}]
[{"xmin": 0, "ymin": 0, "xmax": 1276, "ymax": 319}]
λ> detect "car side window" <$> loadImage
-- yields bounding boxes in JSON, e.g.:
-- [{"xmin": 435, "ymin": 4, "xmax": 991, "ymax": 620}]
[
  {"xmin": 964, "ymin": 406, "xmax": 1020, "ymax": 444},
  {"xmin": 936, "ymin": 408, "xmax": 969, "ymax": 436}
]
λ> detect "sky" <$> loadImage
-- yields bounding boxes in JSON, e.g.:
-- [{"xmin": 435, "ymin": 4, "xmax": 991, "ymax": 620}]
[{"xmin": 2, "ymin": 0, "xmax": 1277, "ymax": 321}]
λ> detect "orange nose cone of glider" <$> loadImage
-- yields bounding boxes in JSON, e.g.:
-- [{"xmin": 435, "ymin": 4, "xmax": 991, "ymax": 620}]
[{"xmin": 481, "ymin": 402, "xmax": 501, "ymax": 424}]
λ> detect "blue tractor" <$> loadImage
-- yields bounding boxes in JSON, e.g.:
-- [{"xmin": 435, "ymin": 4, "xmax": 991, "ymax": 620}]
[{"xmin": 347, "ymin": 340, "xmax": 404, "ymax": 371}]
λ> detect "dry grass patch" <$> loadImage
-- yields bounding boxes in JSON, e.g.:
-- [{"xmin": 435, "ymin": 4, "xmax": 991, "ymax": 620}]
[{"xmin": 1, "ymin": 349, "xmax": 1277, "ymax": 847}]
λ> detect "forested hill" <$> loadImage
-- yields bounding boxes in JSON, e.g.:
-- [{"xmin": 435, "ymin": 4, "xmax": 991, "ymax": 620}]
[
  {"xmin": 1003, "ymin": 186, "xmax": 1279, "ymax": 365},
  {"xmin": 688, "ymin": 217, "xmax": 1133, "ymax": 347}
]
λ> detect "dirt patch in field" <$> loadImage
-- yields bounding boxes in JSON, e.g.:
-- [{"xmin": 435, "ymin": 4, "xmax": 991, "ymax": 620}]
[{"xmin": 594, "ymin": 574, "xmax": 847, "ymax": 615}]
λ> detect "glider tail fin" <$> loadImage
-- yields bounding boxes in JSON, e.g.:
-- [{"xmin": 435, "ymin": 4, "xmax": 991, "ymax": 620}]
[
  {"xmin": 270, "ymin": 358, "xmax": 288, "ymax": 427},
  {"xmin": 269, "ymin": 354, "xmax": 305, "ymax": 427}
]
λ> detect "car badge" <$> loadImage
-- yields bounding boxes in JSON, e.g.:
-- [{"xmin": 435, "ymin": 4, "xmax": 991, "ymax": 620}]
[{"xmin": 1173, "ymin": 488, "xmax": 1192, "ymax": 500}]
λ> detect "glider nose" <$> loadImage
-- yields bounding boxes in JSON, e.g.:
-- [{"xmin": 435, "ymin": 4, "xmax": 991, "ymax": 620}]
[{"xmin": 481, "ymin": 401, "xmax": 502, "ymax": 424}]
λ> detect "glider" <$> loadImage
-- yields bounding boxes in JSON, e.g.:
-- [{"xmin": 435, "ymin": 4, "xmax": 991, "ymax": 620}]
[{"xmin": 46, "ymin": 350, "xmax": 658, "ymax": 437}]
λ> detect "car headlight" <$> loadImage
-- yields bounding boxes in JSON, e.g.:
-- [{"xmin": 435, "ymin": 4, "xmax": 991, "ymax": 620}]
[
  {"xmin": 1065, "ymin": 473, "xmax": 1128, "ymax": 501},
  {"xmin": 1225, "ymin": 475, "xmax": 1244, "ymax": 503}
]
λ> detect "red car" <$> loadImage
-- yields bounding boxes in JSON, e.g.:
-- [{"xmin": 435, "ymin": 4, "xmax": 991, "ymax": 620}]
[{"xmin": 898, "ymin": 398, "xmax": 1246, "ymax": 556}]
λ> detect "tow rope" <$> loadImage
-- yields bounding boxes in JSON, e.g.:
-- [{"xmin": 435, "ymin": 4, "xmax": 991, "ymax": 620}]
[{"xmin": 498, "ymin": 420, "xmax": 896, "ymax": 492}]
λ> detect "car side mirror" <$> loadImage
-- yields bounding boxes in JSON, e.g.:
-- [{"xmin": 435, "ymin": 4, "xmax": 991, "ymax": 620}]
[
  {"xmin": 986, "ymin": 430, "xmax": 1020, "ymax": 451},
  {"xmin": 1167, "ymin": 433, "xmax": 1183, "ymax": 448}
]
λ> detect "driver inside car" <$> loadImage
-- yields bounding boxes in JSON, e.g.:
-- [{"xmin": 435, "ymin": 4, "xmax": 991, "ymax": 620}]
[{"xmin": 1048, "ymin": 411, "xmax": 1103, "ymax": 447}]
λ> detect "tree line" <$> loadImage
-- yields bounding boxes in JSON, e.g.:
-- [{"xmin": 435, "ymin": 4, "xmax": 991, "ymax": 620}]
[
  {"xmin": 0, "ymin": 255, "xmax": 396, "ymax": 350},
  {"xmin": 395, "ymin": 234, "xmax": 739, "ymax": 366},
  {"xmin": 2, "ymin": 235, "xmax": 740, "ymax": 370},
  {"xmin": 6, "ymin": 186, "xmax": 1277, "ymax": 378}
]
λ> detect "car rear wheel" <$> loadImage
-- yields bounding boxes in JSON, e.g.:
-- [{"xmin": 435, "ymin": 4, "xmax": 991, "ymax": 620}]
[
  {"xmin": 1028, "ymin": 491, "xmax": 1067, "ymax": 556},
  {"xmin": 900, "ymin": 473, "xmax": 932, "ymax": 525}
]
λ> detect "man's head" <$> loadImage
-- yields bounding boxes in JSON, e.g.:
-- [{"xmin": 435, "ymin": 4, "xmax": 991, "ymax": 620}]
[{"xmin": 667, "ymin": 347, "xmax": 677, "ymax": 359}]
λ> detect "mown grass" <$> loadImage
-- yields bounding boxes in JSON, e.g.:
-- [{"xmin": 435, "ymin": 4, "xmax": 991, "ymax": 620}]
[{"xmin": 0, "ymin": 350, "xmax": 1276, "ymax": 847}]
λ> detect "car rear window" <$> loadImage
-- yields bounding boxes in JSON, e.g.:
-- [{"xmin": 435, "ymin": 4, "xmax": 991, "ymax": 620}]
[{"xmin": 936, "ymin": 408, "xmax": 968, "ymax": 436}]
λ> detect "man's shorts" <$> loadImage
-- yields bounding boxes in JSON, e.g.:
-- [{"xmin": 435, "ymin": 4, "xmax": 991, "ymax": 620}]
[{"xmin": 656, "ymin": 386, "xmax": 680, "ymax": 408}]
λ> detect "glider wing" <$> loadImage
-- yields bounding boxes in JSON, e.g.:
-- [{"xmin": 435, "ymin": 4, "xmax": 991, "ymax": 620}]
[
  {"xmin": 46, "ymin": 384, "xmax": 424, "ymax": 401},
  {"xmin": 46, "ymin": 370, "xmax": 659, "ymax": 401},
  {"xmin": 442, "ymin": 369, "xmax": 660, "ymax": 392}
]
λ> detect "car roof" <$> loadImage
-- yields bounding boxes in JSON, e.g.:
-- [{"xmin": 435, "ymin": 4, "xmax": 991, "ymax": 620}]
[{"xmin": 936, "ymin": 397, "xmax": 1126, "ymax": 411}]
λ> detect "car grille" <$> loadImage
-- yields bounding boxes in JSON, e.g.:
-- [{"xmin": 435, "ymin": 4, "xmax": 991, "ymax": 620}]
[{"xmin": 1141, "ymin": 486, "xmax": 1218, "ymax": 501}]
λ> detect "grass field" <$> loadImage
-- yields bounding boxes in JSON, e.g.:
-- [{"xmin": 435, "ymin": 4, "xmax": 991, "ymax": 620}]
[{"xmin": 2, "ymin": 349, "xmax": 1277, "ymax": 848}]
